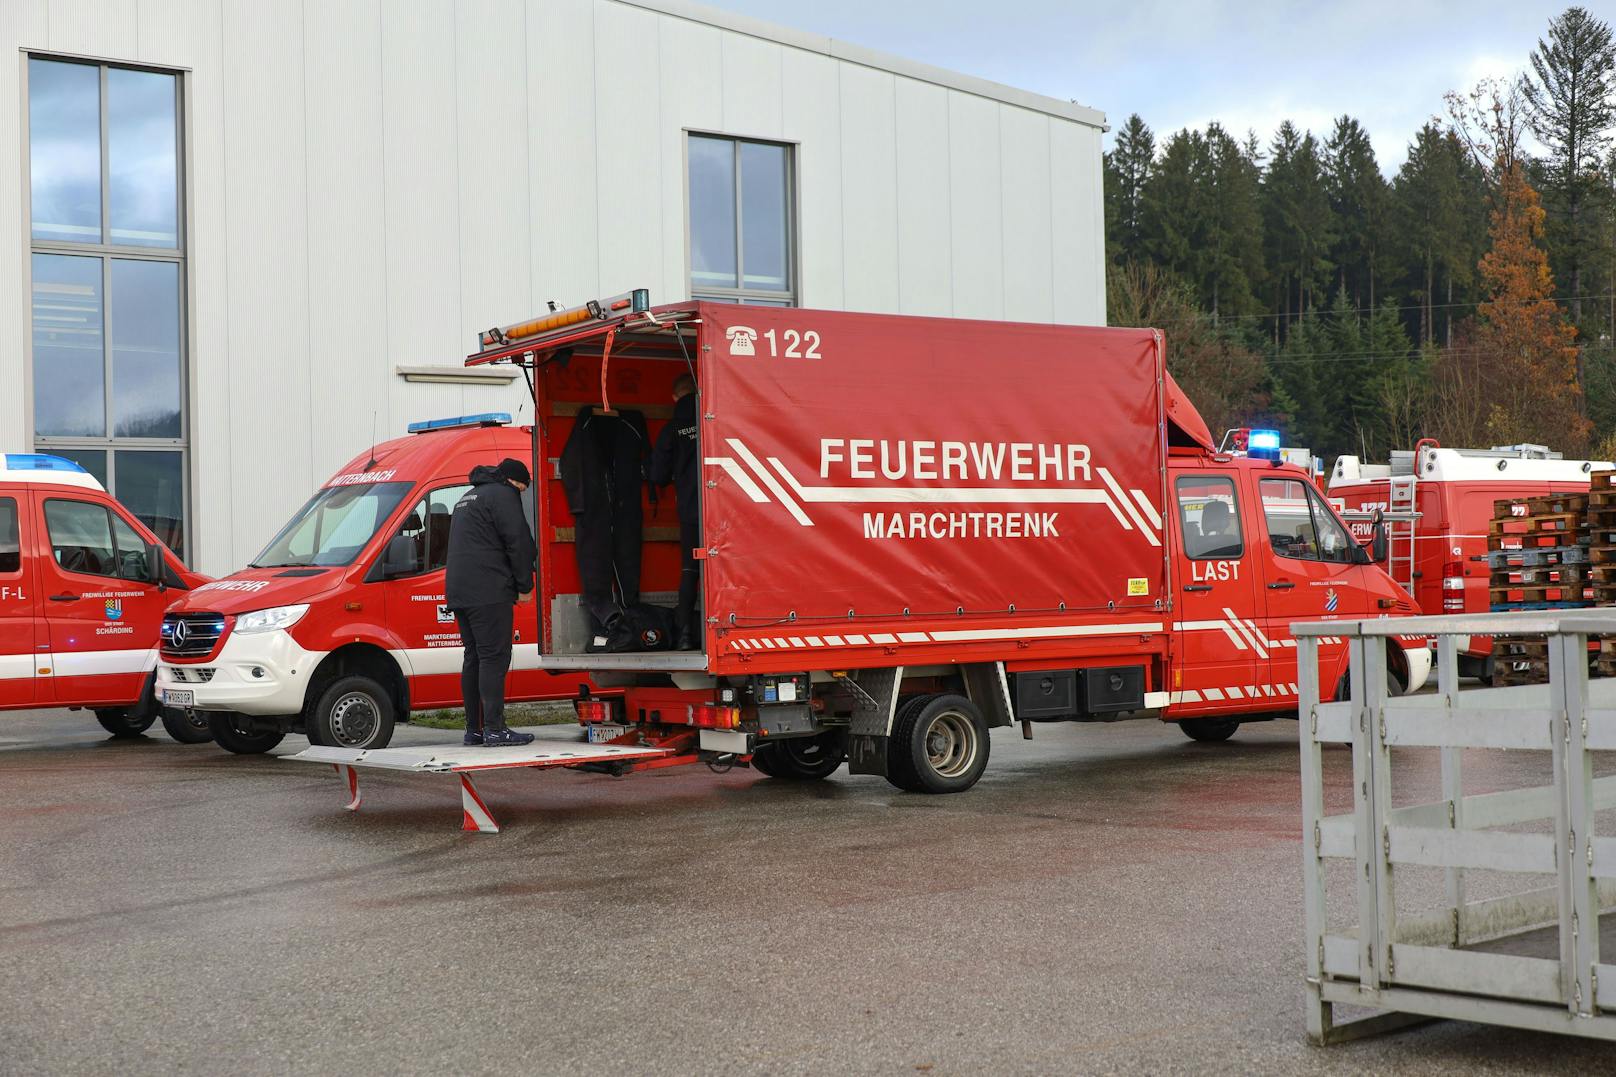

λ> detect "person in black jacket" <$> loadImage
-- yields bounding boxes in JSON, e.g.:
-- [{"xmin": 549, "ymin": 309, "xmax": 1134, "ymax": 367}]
[
  {"xmin": 651, "ymin": 373, "xmax": 701, "ymax": 649},
  {"xmin": 445, "ymin": 458, "xmax": 538, "ymax": 747}
]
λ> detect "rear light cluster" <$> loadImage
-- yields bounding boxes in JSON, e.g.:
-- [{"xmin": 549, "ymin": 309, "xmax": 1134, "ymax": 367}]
[
  {"xmin": 575, "ymin": 699, "xmax": 616, "ymax": 724},
  {"xmin": 1442, "ymin": 560, "xmax": 1465, "ymax": 612},
  {"xmin": 692, "ymin": 705, "xmax": 740, "ymax": 730}
]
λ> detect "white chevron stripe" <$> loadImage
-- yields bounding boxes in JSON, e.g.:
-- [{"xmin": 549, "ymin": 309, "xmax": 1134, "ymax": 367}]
[
  {"xmin": 706, "ymin": 457, "xmax": 769, "ymax": 503},
  {"xmin": 728, "ymin": 440, "xmax": 813, "ymax": 526},
  {"xmin": 1097, "ymin": 467, "xmax": 1161, "ymax": 546}
]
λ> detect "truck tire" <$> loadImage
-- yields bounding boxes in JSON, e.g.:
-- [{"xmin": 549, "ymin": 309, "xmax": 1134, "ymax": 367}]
[
  {"xmin": 885, "ymin": 693, "xmax": 990, "ymax": 794},
  {"xmin": 753, "ymin": 731, "xmax": 846, "ymax": 780},
  {"xmin": 1178, "ymin": 716, "xmax": 1240, "ymax": 742},
  {"xmin": 95, "ymin": 708, "xmax": 156, "ymax": 738},
  {"xmin": 160, "ymin": 707, "xmax": 214, "ymax": 744},
  {"xmin": 309, "ymin": 675, "xmax": 395, "ymax": 750},
  {"xmin": 208, "ymin": 712, "xmax": 286, "ymax": 755}
]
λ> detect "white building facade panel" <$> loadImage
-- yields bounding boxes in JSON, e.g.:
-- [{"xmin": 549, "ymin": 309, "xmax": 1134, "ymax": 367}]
[{"xmin": 1, "ymin": 0, "xmax": 1105, "ymax": 574}]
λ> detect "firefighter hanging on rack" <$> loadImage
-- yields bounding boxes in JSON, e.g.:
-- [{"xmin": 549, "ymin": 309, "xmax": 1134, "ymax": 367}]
[{"xmin": 651, "ymin": 373, "xmax": 701, "ymax": 650}]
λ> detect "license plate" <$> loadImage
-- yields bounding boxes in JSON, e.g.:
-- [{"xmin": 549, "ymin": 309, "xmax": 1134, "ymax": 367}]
[
  {"xmin": 163, "ymin": 688, "xmax": 194, "ymax": 706},
  {"xmin": 586, "ymin": 723, "xmax": 628, "ymax": 744}
]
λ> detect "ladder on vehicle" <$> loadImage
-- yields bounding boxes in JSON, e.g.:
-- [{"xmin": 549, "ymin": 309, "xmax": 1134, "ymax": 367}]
[{"xmin": 1385, "ymin": 476, "xmax": 1417, "ymax": 596}]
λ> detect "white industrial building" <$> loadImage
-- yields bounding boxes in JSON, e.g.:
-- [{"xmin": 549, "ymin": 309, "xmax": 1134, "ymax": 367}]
[{"xmin": 1, "ymin": 0, "xmax": 1107, "ymax": 575}]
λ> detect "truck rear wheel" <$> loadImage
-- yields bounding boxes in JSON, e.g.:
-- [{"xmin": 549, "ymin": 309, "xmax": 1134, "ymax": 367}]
[
  {"xmin": 208, "ymin": 712, "xmax": 286, "ymax": 755},
  {"xmin": 752, "ymin": 731, "xmax": 846, "ymax": 780},
  {"xmin": 95, "ymin": 708, "xmax": 156, "ymax": 738},
  {"xmin": 309, "ymin": 675, "xmax": 395, "ymax": 750},
  {"xmin": 1178, "ymin": 717, "xmax": 1240, "ymax": 742},
  {"xmin": 160, "ymin": 707, "xmax": 214, "ymax": 744},
  {"xmin": 886, "ymin": 694, "xmax": 990, "ymax": 794}
]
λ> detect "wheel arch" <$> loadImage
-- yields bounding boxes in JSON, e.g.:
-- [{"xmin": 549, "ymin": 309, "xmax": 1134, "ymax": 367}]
[{"xmin": 304, "ymin": 642, "xmax": 410, "ymax": 724}]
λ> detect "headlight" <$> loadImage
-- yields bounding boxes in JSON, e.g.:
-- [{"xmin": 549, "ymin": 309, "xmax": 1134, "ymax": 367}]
[{"xmin": 233, "ymin": 604, "xmax": 309, "ymax": 634}]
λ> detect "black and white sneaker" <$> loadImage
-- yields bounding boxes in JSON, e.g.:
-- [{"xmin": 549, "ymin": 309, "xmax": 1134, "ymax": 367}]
[{"xmin": 482, "ymin": 728, "xmax": 535, "ymax": 747}]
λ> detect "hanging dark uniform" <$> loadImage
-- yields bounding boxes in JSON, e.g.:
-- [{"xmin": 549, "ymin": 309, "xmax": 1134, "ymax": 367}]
[
  {"xmin": 651, "ymin": 389, "xmax": 701, "ymax": 649},
  {"xmin": 560, "ymin": 406, "xmax": 649, "ymax": 645}
]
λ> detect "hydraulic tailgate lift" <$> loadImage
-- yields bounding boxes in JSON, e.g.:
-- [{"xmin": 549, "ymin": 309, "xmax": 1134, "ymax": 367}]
[{"xmin": 287, "ymin": 741, "xmax": 673, "ymax": 833}]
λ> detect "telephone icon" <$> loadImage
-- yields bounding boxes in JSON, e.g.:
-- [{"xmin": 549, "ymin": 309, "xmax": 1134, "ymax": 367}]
[{"xmin": 726, "ymin": 326, "xmax": 757, "ymax": 356}]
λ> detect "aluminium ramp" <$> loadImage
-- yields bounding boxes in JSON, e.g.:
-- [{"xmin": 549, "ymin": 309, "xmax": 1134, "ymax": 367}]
[{"xmin": 287, "ymin": 741, "xmax": 671, "ymax": 834}]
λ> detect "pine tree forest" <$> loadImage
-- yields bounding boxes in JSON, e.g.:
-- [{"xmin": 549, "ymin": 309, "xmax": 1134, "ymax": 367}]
[{"xmin": 1104, "ymin": 6, "xmax": 1616, "ymax": 464}]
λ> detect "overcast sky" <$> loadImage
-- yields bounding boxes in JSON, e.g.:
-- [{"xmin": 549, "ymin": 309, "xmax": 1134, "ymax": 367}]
[{"xmin": 699, "ymin": 0, "xmax": 1575, "ymax": 171}]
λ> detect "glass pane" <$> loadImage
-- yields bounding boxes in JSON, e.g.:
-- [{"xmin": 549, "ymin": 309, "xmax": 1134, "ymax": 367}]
[
  {"xmin": 114, "ymin": 450, "xmax": 184, "ymax": 559},
  {"xmin": 29, "ymin": 59, "xmax": 101, "ymax": 243},
  {"xmin": 0, "ymin": 498, "xmax": 19, "ymax": 575},
  {"xmin": 1176, "ymin": 476, "xmax": 1243, "ymax": 559},
  {"xmin": 688, "ymin": 136, "xmax": 737, "ymax": 289},
  {"xmin": 1261, "ymin": 478, "xmax": 1320, "ymax": 560},
  {"xmin": 45, "ymin": 448, "xmax": 108, "ymax": 489},
  {"xmin": 425, "ymin": 485, "xmax": 470, "ymax": 571},
  {"xmin": 32, "ymin": 254, "xmax": 106, "ymax": 437},
  {"xmin": 740, "ymin": 141, "xmax": 789, "ymax": 290},
  {"xmin": 1306, "ymin": 487, "xmax": 1355, "ymax": 564},
  {"xmin": 44, "ymin": 498, "xmax": 116, "ymax": 578},
  {"xmin": 253, "ymin": 481, "xmax": 414, "ymax": 568},
  {"xmin": 111, "ymin": 260, "xmax": 182, "ymax": 438},
  {"xmin": 108, "ymin": 68, "xmax": 179, "ymax": 248}
]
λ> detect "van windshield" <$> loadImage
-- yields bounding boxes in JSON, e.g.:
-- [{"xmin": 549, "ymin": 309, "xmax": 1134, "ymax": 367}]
[{"xmin": 251, "ymin": 481, "xmax": 414, "ymax": 568}]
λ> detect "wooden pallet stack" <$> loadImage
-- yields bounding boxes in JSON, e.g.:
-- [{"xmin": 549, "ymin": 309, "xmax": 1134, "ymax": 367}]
[
  {"xmin": 1488, "ymin": 490, "xmax": 1592, "ymax": 686},
  {"xmin": 1588, "ymin": 471, "xmax": 1616, "ymax": 676}
]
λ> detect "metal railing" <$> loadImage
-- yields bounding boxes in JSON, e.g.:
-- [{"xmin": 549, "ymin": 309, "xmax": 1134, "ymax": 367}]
[{"xmin": 1298, "ymin": 610, "xmax": 1616, "ymax": 1044}]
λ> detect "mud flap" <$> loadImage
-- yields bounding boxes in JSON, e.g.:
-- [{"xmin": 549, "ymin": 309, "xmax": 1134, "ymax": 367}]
[
  {"xmin": 963, "ymin": 662, "xmax": 1014, "ymax": 728},
  {"xmin": 847, "ymin": 734, "xmax": 889, "ymax": 776}
]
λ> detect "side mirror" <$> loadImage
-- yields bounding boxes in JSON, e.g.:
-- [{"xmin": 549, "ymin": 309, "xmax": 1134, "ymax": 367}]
[
  {"xmin": 146, "ymin": 540, "xmax": 167, "ymax": 592},
  {"xmin": 382, "ymin": 534, "xmax": 420, "ymax": 578},
  {"xmin": 1369, "ymin": 509, "xmax": 1389, "ymax": 564}
]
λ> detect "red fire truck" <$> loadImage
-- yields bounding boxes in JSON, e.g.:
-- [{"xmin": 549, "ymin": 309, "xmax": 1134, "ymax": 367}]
[
  {"xmin": 1330, "ymin": 439, "xmax": 1611, "ymax": 678},
  {"xmin": 409, "ymin": 292, "xmax": 1426, "ymax": 795},
  {"xmin": 1, "ymin": 453, "xmax": 211, "ymax": 741},
  {"xmin": 154, "ymin": 420, "xmax": 595, "ymax": 754}
]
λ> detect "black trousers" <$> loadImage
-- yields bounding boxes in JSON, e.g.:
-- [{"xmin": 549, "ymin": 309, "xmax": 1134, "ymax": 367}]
[
  {"xmin": 454, "ymin": 602, "xmax": 514, "ymax": 733},
  {"xmin": 575, "ymin": 489, "xmax": 643, "ymax": 633},
  {"xmin": 676, "ymin": 513, "xmax": 701, "ymax": 640}
]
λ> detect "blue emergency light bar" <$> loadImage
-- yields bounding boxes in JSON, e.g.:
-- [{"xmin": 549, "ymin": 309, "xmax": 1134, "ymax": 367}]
[
  {"xmin": 4, "ymin": 453, "xmax": 88, "ymax": 473},
  {"xmin": 1247, "ymin": 429, "xmax": 1282, "ymax": 461},
  {"xmin": 406, "ymin": 412, "xmax": 512, "ymax": 434}
]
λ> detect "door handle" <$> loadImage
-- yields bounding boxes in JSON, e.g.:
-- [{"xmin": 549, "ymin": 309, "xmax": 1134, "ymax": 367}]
[
  {"xmin": 1267, "ymin": 581, "xmax": 1296, "ymax": 590},
  {"xmin": 1183, "ymin": 584, "xmax": 1213, "ymax": 593},
  {"xmin": 49, "ymin": 592, "xmax": 79, "ymax": 602}
]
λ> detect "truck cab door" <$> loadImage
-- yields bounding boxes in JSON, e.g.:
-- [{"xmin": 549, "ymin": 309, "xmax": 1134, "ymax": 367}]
[
  {"xmin": 35, "ymin": 493, "xmax": 170, "ymax": 706},
  {"xmin": 1169, "ymin": 471, "xmax": 1260, "ymax": 710},
  {"xmin": 0, "ymin": 493, "xmax": 36, "ymax": 708},
  {"xmin": 1255, "ymin": 476, "xmax": 1365, "ymax": 702},
  {"xmin": 379, "ymin": 482, "xmax": 471, "ymax": 709}
]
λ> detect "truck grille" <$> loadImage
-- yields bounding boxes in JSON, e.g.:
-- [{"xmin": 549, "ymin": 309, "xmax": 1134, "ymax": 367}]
[
  {"xmin": 166, "ymin": 666, "xmax": 216, "ymax": 683},
  {"xmin": 161, "ymin": 613, "xmax": 226, "ymax": 657}
]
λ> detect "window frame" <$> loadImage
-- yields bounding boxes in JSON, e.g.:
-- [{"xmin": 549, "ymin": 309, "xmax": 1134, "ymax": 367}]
[
  {"xmin": 683, "ymin": 131, "xmax": 799, "ymax": 306},
  {"xmin": 1174, "ymin": 475, "xmax": 1245, "ymax": 561},
  {"xmin": 23, "ymin": 55, "xmax": 191, "ymax": 561},
  {"xmin": 388, "ymin": 483, "xmax": 473, "ymax": 579},
  {"xmin": 42, "ymin": 495, "xmax": 151, "ymax": 582},
  {"xmin": 1259, "ymin": 477, "xmax": 1356, "ymax": 565}
]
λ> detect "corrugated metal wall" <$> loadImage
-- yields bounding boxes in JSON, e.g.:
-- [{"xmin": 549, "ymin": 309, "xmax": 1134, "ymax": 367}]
[{"xmin": 0, "ymin": 0, "xmax": 1106, "ymax": 575}]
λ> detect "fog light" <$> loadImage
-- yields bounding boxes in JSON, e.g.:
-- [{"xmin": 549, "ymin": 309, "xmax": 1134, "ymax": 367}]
[{"xmin": 251, "ymin": 666, "xmax": 266, "ymax": 679}]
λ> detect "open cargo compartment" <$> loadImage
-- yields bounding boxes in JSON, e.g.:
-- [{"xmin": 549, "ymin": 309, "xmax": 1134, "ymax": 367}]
[{"xmin": 473, "ymin": 299, "xmax": 1174, "ymax": 681}]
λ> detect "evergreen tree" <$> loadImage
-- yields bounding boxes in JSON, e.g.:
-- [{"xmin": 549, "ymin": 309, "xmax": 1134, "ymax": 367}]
[
  {"xmin": 1324, "ymin": 116, "xmax": 1389, "ymax": 309},
  {"xmin": 1104, "ymin": 114, "xmax": 1156, "ymax": 267},
  {"xmin": 1388, "ymin": 124, "xmax": 1486, "ymax": 345},
  {"xmin": 1521, "ymin": 6, "xmax": 1616, "ymax": 331},
  {"xmin": 1262, "ymin": 122, "xmax": 1338, "ymax": 332},
  {"xmin": 1199, "ymin": 123, "xmax": 1266, "ymax": 318},
  {"xmin": 1140, "ymin": 128, "xmax": 1208, "ymax": 287}
]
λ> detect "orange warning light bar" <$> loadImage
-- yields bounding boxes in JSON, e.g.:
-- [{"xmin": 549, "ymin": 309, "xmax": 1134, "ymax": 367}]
[{"xmin": 477, "ymin": 289, "xmax": 650, "ymax": 352}]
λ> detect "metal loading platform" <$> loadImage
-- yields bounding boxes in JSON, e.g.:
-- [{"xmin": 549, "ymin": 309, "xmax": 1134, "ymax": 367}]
[
  {"xmin": 287, "ymin": 741, "xmax": 673, "ymax": 833},
  {"xmin": 1299, "ymin": 610, "xmax": 1616, "ymax": 1045}
]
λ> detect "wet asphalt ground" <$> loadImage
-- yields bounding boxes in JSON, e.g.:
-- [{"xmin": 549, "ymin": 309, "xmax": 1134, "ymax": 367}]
[{"xmin": 1, "ymin": 708, "xmax": 1609, "ymax": 1076}]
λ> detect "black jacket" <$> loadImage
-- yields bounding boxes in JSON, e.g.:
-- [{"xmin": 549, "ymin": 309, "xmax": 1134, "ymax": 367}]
[
  {"xmin": 650, "ymin": 393, "xmax": 699, "ymax": 524},
  {"xmin": 445, "ymin": 466, "xmax": 537, "ymax": 608},
  {"xmin": 559, "ymin": 407, "xmax": 649, "ymax": 516}
]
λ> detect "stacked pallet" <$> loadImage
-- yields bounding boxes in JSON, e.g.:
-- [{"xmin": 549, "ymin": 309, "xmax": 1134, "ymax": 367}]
[
  {"xmin": 1588, "ymin": 471, "xmax": 1616, "ymax": 676},
  {"xmin": 1488, "ymin": 490, "xmax": 1592, "ymax": 686}
]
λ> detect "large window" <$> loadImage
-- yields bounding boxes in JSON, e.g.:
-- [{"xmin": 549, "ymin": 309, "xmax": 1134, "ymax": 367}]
[
  {"xmin": 28, "ymin": 57, "xmax": 187, "ymax": 558},
  {"xmin": 687, "ymin": 135, "xmax": 795, "ymax": 305},
  {"xmin": 1260, "ymin": 478, "xmax": 1355, "ymax": 564},
  {"xmin": 1176, "ymin": 476, "xmax": 1244, "ymax": 560}
]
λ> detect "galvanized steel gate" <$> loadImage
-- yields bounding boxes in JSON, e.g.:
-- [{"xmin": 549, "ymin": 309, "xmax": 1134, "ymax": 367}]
[{"xmin": 1298, "ymin": 611, "xmax": 1616, "ymax": 1043}]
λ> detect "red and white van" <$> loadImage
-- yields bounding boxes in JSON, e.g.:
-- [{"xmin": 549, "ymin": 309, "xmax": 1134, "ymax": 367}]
[
  {"xmin": 154, "ymin": 418, "xmax": 593, "ymax": 754},
  {"xmin": 0, "ymin": 453, "xmax": 210, "ymax": 740},
  {"xmin": 1330, "ymin": 440, "xmax": 1610, "ymax": 677},
  {"xmin": 431, "ymin": 294, "xmax": 1432, "ymax": 794}
]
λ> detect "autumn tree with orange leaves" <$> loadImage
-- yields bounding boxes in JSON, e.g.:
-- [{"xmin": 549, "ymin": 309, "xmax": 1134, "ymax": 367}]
[{"xmin": 1433, "ymin": 79, "xmax": 1589, "ymax": 452}]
